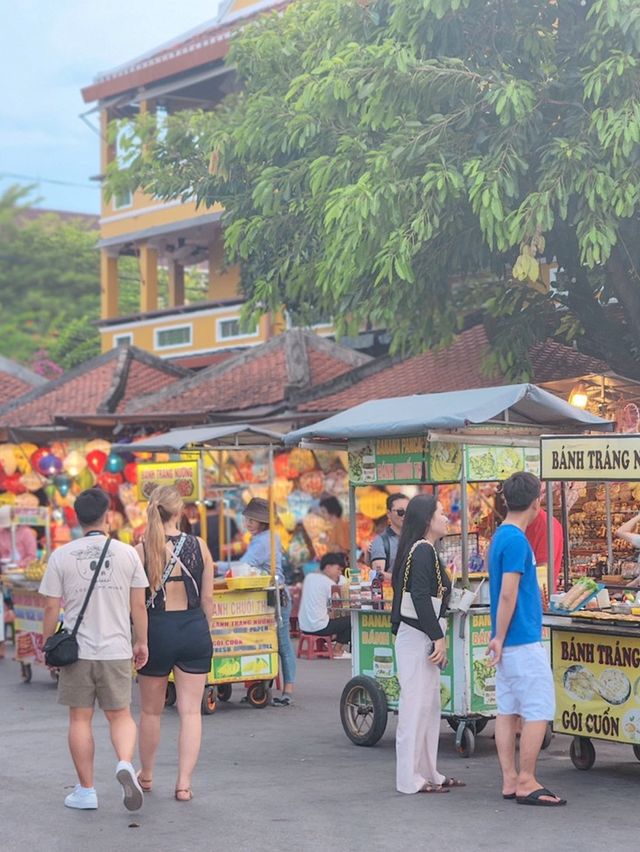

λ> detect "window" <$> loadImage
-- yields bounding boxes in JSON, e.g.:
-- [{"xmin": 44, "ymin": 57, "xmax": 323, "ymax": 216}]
[
  {"xmin": 217, "ymin": 317, "xmax": 259, "ymax": 341},
  {"xmin": 114, "ymin": 334, "xmax": 132, "ymax": 347},
  {"xmin": 155, "ymin": 325, "xmax": 192, "ymax": 349},
  {"xmin": 112, "ymin": 125, "xmax": 133, "ymax": 210},
  {"xmin": 112, "ymin": 189, "xmax": 133, "ymax": 210}
]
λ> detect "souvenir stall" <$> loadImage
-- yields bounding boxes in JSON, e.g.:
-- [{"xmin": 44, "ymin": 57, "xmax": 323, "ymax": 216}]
[
  {"xmin": 114, "ymin": 425, "xmax": 286, "ymax": 712},
  {"xmin": 286, "ymin": 384, "xmax": 611, "ymax": 755}
]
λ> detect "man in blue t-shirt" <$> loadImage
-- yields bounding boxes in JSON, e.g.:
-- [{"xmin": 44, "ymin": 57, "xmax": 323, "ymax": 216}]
[{"xmin": 488, "ymin": 472, "xmax": 566, "ymax": 808}]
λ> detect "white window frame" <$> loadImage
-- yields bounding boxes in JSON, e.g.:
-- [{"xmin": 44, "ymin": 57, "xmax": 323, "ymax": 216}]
[
  {"xmin": 113, "ymin": 333, "xmax": 133, "ymax": 347},
  {"xmin": 216, "ymin": 316, "xmax": 260, "ymax": 342},
  {"xmin": 112, "ymin": 189, "xmax": 133, "ymax": 211},
  {"xmin": 154, "ymin": 323, "xmax": 193, "ymax": 350}
]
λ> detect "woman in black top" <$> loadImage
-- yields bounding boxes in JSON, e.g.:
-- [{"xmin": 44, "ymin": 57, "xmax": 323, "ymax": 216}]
[
  {"xmin": 135, "ymin": 486, "xmax": 214, "ymax": 802},
  {"xmin": 392, "ymin": 494, "xmax": 463, "ymax": 794}
]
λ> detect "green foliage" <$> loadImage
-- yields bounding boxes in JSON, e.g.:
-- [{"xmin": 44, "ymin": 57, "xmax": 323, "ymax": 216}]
[{"xmin": 104, "ymin": 0, "xmax": 640, "ymax": 377}]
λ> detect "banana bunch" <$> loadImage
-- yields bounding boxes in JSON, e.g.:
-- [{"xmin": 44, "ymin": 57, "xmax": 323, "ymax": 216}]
[{"xmin": 25, "ymin": 559, "xmax": 46, "ymax": 582}]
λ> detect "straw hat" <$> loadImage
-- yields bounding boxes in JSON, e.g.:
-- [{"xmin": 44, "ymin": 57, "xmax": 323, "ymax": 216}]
[
  {"xmin": 243, "ymin": 497, "xmax": 274, "ymax": 525},
  {"xmin": 0, "ymin": 505, "xmax": 12, "ymax": 528}
]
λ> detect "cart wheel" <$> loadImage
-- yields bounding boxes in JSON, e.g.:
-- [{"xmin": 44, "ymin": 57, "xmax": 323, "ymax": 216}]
[
  {"xmin": 446, "ymin": 716, "xmax": 488, "ymax": 735},
  {"xmin": 633, "ymin": 745, "xmax": 640, "ymax": 762},
  {"xmin": 20, "ymin": 663, "xmax": 32, "ymax": 684},
  {"xmin": 217, "ymin": 683, "xmax": 232, "ymax": 703},
  {"xmin": 340, "ymin": 676, "xmax": 388, "ymax": 747},
  {"xmin": 201, "ymin": 685, "xmax": 217, "ymax": 715},
  {"xmin": 570, "ymin": 736, "xmax": 595, "ymax": 770},
  {"xmin": 246, "ymin": 683, "xmax": 271, "ymax": 708},
  {"xmin": 541, "ymin": 723, "xmax": 553, "ymax": 751},
  {"xmin": 165, "ymin": 682, "xmax": 177, "ymax": 707},
  {"xmin": 456, "ymin": 725, "xmax": 475, "ymax": 758}
]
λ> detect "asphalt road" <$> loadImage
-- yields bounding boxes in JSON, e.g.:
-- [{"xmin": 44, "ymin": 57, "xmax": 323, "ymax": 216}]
[{"xmin": 0, "ymin": 650, "xmax": 638, "ymax": 852}]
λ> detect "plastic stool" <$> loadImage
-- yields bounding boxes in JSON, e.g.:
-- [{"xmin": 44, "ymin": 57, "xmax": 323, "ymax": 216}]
[{"xmin": 297, "ymin": 633, "xmax": 335, "ymax": 660}]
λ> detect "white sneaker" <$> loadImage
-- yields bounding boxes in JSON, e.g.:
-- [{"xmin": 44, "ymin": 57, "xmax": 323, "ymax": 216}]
[
  {"xmin": 64, "ymin": 785, "xmax": 98, "ymax": 809},
  {"xmin": 115, "ymin": 761, "xmax": 144, "ymax": 811}
]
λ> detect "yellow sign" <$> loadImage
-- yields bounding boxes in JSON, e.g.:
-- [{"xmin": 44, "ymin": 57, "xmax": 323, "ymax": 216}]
[
  {"xmin": 552, "ymin": 628, "xmax": 640, "ymax": 744},
  {"xmin": 541, "ymin": 435, "xmax": 640, "ymax": 481},
  {"xmin": 210, "ymin": 590, "xmax": 278, "ymax": 659},
  {"xmin": 137, "ymin": 460, "xmax": 199, "ymax": 502}
]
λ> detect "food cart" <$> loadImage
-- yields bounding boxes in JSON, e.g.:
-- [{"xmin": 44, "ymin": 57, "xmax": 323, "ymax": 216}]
[
  {"xmin": 114, "ymin": 424, "xmax": 284, "ymax": 712},
  {"xmin": 1, "ymin": 506, "xmax": 53, "ymax": 682},
  {"xmin": 286, "ymin": 384, "xmax": 611, "ymax": 755},
  {"xmin": 541, "ymin": 433, "xmax": 640, "ymax": 768}
]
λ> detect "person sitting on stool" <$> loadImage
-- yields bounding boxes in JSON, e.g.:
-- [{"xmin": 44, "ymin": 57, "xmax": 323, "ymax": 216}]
[{"xmin": 298, "ymin": 552, "xmax": 351, "ymax": 658}]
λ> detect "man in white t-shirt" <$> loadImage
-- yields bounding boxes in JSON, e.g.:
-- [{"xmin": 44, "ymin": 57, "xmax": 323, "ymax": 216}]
[
  {"xmin": 40, "ymin": 488, "xmax": 149, "ymax": 812},
  {"xmin": 298, "ymin": 552, "xmax": 351, "ymax": 658}
]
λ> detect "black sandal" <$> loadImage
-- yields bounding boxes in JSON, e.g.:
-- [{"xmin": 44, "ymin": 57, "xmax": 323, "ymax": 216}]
[{"xmin": 516, "ymin": 787, "xmax": 566, "ymax": 807}]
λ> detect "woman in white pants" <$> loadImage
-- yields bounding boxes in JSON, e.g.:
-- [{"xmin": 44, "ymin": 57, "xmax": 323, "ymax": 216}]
[{"xmin": 391, "ymin": 494, "xmax": 464, "ymax": 794}]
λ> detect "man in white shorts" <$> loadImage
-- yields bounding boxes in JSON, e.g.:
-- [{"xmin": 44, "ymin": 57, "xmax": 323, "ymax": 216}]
[
  {"xmin": 40, "ymin": 488, "xmax": 149, "ymax": 811},
  {"xmin": 487, "ymin": 472, "xmax": 566, "ymax": 807}
]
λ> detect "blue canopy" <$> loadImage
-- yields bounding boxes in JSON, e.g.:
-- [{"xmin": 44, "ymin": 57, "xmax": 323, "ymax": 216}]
[
  {"xmin": 113, "ymin": 424, "xmax": 283, "ymax": 453},
  {"xmin": 285, "ymin": 383, "xmax": 613, "ymax": 445}
]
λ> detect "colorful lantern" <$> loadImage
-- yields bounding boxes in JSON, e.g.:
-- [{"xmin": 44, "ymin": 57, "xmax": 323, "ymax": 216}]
[
  {"xmin": 19, "ymin": 472, "xmax": 42, "ymax": 492},
  {"xmin": 30, "ymin": 447, "xmax": 50, "ymax": 472},
  {"xmin": 85, "ymin": 439, "xmax": 111, "ymax": 456},
  {"xmin": 0, "ymin": 444, "xmax": 18, "ymax": 476},
  {"xmin": 299, "ymin": 469, "xmax": 326, "ymax": 497},
  {"xmin": 39, "ymin": 453, "xmax": 63, "ymax": 476},
  {"xmin": 97, "ymin": 471, "xmax": 123, "ymax": 495},
  {"xmin": 106, "ymin": 452, "xmax": 125, "ymax": 473},
  {"xmin": 44, "ymin": 482, "xmax": 57, "ymax": 503},
  {"xmin": 4, "ymin": 472, "xmax": 26, "ymax": 494},
  {"xmin": 63, "ymin": 450, "xmax": 87, "ymax": 477},
  {"xmin": 124, "ymin": 462, "xmax": 138, "ymax": 484},
  {"xmin": 16, "ymin": 443, "xmax": 38, "ymax": 473},
  {"xmin": 358, "ymin": 488, "xmax": 389, "ymax": 520},
  {"xmin": 86, "ymin": 450, "xmax": 107, "ymax": 475},
  {"xmin": 54, "ymin": 474, "xmax": 73, "ymax": 497}
]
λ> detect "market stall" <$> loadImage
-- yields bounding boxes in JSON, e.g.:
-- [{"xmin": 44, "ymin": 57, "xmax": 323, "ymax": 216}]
[
  {"xmin": 541, "ymin": 433, "xmax": 640, "ymax": 768},
  {"xmin": 286, "ymin": 384, "xmax": 611, "ymax": 754},
  {"xmin": 114, "ymin": 424, "xmax": 285, "ymax": 712}
]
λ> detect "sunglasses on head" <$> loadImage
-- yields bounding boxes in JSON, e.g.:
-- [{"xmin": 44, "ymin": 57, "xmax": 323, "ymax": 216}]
[{"xmin": 392, "ymin": 508, "xmax": 406, "ymax": 517}]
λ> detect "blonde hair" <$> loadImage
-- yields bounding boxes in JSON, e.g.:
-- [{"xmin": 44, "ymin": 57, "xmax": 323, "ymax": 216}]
[{"xmin": 145, "ymin": 485, "xmax": 184, "ymax": 590}]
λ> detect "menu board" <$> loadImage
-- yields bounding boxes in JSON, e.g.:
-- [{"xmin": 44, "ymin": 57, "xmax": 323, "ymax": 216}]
[
  {"xmin": 137, "ymin": 460, "xmax": 199, "ymax": 501},
  {"xmin": 348, "ymin": 437, "xmax": 428, "ymax": 485}
]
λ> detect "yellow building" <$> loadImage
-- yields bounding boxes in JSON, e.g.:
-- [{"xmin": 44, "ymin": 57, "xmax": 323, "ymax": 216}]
[{"xmin": 81, "ymin": 1, "xmax": 308, "ymax": 363}]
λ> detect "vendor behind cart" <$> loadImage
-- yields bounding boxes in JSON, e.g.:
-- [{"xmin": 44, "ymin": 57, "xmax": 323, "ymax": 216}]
[
  {"xmin": 0, "ymin": 505, "xmax": 37, "ymax": 567},
  {"xmin": 243, "ymin": 498, "xmax": 296, "ymax": 706},
  {"xmin": 614, "ymin": 512, "xmax": 640, "ymax": 588}
]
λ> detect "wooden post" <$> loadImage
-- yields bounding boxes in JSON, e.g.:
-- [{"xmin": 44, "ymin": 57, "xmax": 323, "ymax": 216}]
[
  {"xmin": 139, "ymin": 244, "xmax": 158, "ymax": 313},
  {"xmin": 100, "ymin": 251, "xmax": 119, "ymax": 319},
  {"xmin": 167, "ymin": 260, "xmax": 185, "ymax": 307}
]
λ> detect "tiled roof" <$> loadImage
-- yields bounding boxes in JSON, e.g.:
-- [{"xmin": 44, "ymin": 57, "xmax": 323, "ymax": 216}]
[
  {"xmin": 0, "ymin": 347, "xmax": 190, "ymax": 428},
  {"xmin": 0, "ymin": 356, "xmax": 47, "ymax": 406},
  {"xmin": 299, "ymin": 326, "xmax": 610, "ymax": 413},
  {"xmin": 82, "ymin": 1, "xmax": 290, "ymax": 103},
  {"xmin": 125, "ymin": 330, "xmax": 371, "ymax": 417}
]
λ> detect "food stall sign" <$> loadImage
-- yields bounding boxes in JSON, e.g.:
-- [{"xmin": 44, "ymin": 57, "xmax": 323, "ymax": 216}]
[
  {"xmin": 464, "ymin": 446, "xmax": 539, "ymax": 482},
  {"xmin": 552, "ymin": 629, "xmax": 640, "ymax": 744},
  {"xmin": 541, "ymin": 435, "xmax": 640, "ymax": 481},
  {"xmin": 347, "ymin": 437, "xmax": 428, "ymax": 485},
  {"xmin": 137, "ymin": 460, "xmax": 199, "ymax": 502}
]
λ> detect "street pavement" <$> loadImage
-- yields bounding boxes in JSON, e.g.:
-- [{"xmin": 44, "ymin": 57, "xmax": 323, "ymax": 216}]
[{"xmin": 0, "ymin": 650, "xmax": 638, "ymax": 852}]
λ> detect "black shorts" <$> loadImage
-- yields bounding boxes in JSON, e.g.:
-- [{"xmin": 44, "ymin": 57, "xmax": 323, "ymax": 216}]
[{"xmin": 138, "ymin": 608, "xmax": 213, "ymax": 677}]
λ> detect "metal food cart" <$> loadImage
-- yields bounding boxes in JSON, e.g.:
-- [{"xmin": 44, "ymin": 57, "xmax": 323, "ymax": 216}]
[
  {"xmin": 541, "ymin": 433, "xmax": 640, "ymax": 769},
  {"xmin": 114, "ymin": 424, "xmax": 284, "ymax": 713},
  {"xmin": 286, "ymin": 384, "xmax": 611, "ymax": 754}
]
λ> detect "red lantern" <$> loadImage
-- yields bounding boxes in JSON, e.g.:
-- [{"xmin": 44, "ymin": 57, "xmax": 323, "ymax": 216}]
[
  {"xmin": 30, "ymin": 447, "xmax": 50, "ymax": 470},
  {"xmin": 97, "ymin": 472, "xmax": 123, "ymax": 495},
  {"xmin": 87, "ymin": 450, "xmax": 107, "ymax": 475},
  {"xmin": 124, "ymin": 462, "xmax": 138, "ymax": 484},
  {"xmin": 4, "ymin": 472, "xmax": 26, "ymax": 494}
]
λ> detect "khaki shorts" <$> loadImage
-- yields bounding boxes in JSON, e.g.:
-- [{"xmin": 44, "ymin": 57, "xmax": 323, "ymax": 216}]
[{"xmin": 57, "ymin": 659, "xmax": 132, "ymax": 710}]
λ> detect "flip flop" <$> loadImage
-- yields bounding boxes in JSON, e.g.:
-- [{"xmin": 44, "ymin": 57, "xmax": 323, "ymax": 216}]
[
  {"xmin": 516, "ymin": 787, "xmax": 566, "ymax": 807},
  {"xmin": 502, "ymin": 793, "xmax": 516, "ymax": 800},
  {"xmin": 418, "ymin": 784, "xmax": 450, "ymax": 794},
  {"xmin": 442, "ymin": 777, "xmax": 466, "ymax": 788}
]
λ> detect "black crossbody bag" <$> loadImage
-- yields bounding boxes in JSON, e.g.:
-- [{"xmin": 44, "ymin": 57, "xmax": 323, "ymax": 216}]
[{"xmin": 44, "ymin": 537, "xmax": 111, "ymax": 668}]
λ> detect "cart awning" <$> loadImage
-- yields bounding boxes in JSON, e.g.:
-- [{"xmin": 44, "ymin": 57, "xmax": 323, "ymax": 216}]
[
  {"xmin": 284, "ymin": 383, "xmax": 613, "ymax": 445},
  {"xmin": 113, "ymin": 424, "xmax": 284, "ymax": 453}
]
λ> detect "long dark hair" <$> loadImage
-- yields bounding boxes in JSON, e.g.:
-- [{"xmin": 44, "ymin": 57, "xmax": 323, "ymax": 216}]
[{"xmin": 392, "ymin": 494, "xmax": 438, "ymax": 583}]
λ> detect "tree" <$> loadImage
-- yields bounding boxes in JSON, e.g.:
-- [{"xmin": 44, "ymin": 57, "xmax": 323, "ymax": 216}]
[{"xmin": 106, "ymin": 0, "xmax": 640, "ymax": 378}]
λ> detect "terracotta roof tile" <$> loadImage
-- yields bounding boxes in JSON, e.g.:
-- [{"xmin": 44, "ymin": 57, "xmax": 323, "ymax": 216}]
[
  {"xmin": 299, "ymin": 326, "xmax": 610, "ymax": 413},
  {"xmin": 0, "ymin": 348, "xmax": 189, "ymax": 428},
  {"xmin": 0, "ymin": 357, "xmax": 47, "ymax": 407}
]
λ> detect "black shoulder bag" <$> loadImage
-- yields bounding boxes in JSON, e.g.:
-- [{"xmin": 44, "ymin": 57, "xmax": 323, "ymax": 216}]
[{"xmin": 44, "ymin": 537, "xmax": 111, "ymax": 668}]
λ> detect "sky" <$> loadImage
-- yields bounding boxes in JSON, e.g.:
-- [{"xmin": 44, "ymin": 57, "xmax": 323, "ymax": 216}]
[{"xmin": 0, "ymin": 0, "xmax": 222, "ymax": 214}]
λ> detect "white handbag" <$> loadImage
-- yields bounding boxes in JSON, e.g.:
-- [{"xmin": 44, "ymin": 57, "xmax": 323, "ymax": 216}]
[{"xmin": 400, "ymin": 539, "xmax": 445, "ymax": 620}]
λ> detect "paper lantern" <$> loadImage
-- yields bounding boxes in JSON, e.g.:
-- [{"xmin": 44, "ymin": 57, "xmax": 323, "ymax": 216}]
[
  {"xmin": 87, "ymin": 450, "xmax": 107, "ymax": 475},
  {"xmin": 74, "ymin": 467, "xmax": 95, "ymax": 491},
  {"xmin": 358, "ymin": 489, "xmax": 388, "ymax": 520},
  {"xmin": 4, "ymin": 472, "xmax": 26, "ymax": 494},
  {"xmin": 288, "ymin": 490, "xmax": 315, "ymax": 523},
  {"xmin": 279, "ymin": 510, "xmax": 296, "ymax": 532},
  {"xmin": 16, "ymin": 443, "xmax": 38, "ymax": 473},
  {"xmin": 289, "ymin": 448, "xmax": 316, "ymax": 474},
  {"xmin": 106, "ymin": 452, "xmax": 125, "ymax": 473},
  {"xmin": 274, "ymin": 453, "xmax": 297, "ymax": 480},
  {"xmin": 63, "ymin": 450, "xmax": 87, "ymax": 477},
  {"xmin": 39, "ymin": 454, "xmax": 63, "ymax": 476},
  {"xmin": 31, "ymin": 447, "xmax": 50, "ymax": 471},
  {"xmin": 299, "ymin": 469, "xmax": 326, "ymax": 497},
  {"xmin": 15, "ymin": 492, "xmax": 38, "ymax": 508},
  {"xmin": 85, "ymin": 439, "xmax": 111, "ymax": 456},
  {"xmin": 124, "ymin": 462, "xmax": 138, "ymax": 484},
  {"xmin": 0, "ymin": 444, "xmax": 17, "ymax": 476},
  {"xmin": 44, "ymin": 482, "xmax": 57, "ymax": 503},
  {"xmin": 20, "ymin": 472, "xmax": 42, "ymax": 492},
  {"xmin": 54, "ymin": 474, "xmax": 73, "ymax": 497},
  {"xmin": 97, "ymin": 471, "xmax": 123, "ymax": 495}
]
